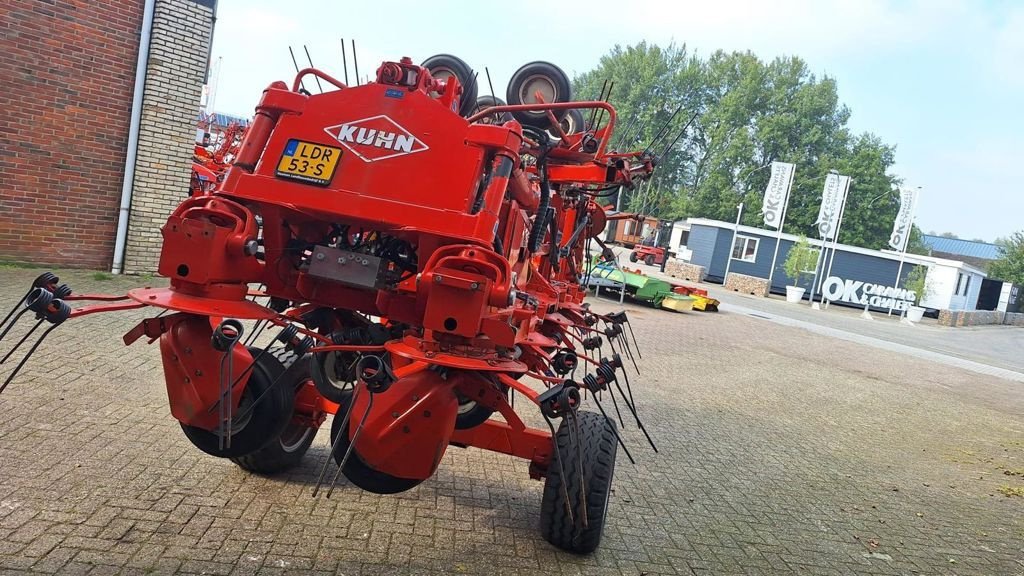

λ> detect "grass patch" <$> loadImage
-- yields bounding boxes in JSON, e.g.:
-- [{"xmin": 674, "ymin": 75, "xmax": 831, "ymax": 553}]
[
  {"xmin": 997, "ymin": 485, "xmax": 1024, "ymax": 498},
  {"xmin": 91, "ymin": 272, "xmax": 113, "ymax": 281},
  {"xmin": 0, "ymin": 261, "xmax": 50, "ymax": 270}
]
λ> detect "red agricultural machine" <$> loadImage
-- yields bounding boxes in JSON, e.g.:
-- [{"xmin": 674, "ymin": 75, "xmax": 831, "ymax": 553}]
[
  {"xmin": 191, "ymin": 118, "xmax": 248, "ymax": 196},
  {"xmin": 1, "ymin": 54, "xmax": 661, "ymax": 553}
]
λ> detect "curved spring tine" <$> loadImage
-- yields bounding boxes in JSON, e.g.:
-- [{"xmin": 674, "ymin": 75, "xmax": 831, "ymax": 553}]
[
  {"xmin": 0, "ymin": 324, "xmax": 60, "ymax": 395},
  {"xmin": 326, "ymin": 391, "xmax": 374, "ymax": 499},
  {"xmin": 1, "ymin": 319, "xmax": 43, "ymax": 364},
  {"xmin": 312, "ymin": 382, "xmax": 359, "ymax": 498},
  {"xmin": 542, "ymin": 413, "xmax": 574, "ymax": 526}
]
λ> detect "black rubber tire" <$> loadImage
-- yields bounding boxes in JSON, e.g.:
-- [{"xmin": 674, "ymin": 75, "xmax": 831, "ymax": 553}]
[
  {"xmin": 422, "ymin": 54, "xmax": 478, "ymax": 117},
  {"xmin": 180, "ymin": 347, "xmax": 295, "ymax": 459},
  {"xmin": 550, "ymin": 108, "xmax": 585, "ymax": 138},
  {"xmin": 329, "ymin": 408, "xmax": 424, "ymax": 494},
  {"xmin": 644, "ymin": 254, "xmax": 655, "ymax": 266},
  {"xmin": 540, "ymin": 411, "xmax": 618, "ymax": 554},
  {"xmin": 230, "ymin": 349, "xmax": 317, "ymax": 474},
  {"xmin": 454, "ymin": 375, "xmax": 510, "ymax": 430},
  {"xmin": 506, "ymin": 61, "xmax": 572, "ymax": 128},
  {"xmin": 472, "ymin": 95, "xmax": 512, "ymax": 125},
  {"xmin": 628, "ymin": 252, "xmax": 638, "ymax": 263},
  {"xmin": 311, "ymin": 349, "xmax": 357, "ymax": 404}
]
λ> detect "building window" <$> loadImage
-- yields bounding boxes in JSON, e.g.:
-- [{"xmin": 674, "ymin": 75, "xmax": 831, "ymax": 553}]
[
  {"xmin": 955, "ymin": 273, "xmax": 968, "ymax": 296},
  {"xmin": 956, "ymin": 273, "xmax": 971, "ymax": 296},
  {"xmin": 731, "ymin": 235, "xmax": 759, "ymax": 262}
]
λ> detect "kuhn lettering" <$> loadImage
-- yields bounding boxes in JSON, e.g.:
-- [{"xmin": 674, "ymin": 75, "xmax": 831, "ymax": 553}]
[{"xmin": 334, "ymin": 125, "xmax": 416, "ymax": 153}]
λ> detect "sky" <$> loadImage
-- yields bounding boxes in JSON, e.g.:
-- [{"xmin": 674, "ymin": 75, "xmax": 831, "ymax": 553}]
[{"xmin": 206, "ymin": 0, "xmax": 1023, "ymax": 242}]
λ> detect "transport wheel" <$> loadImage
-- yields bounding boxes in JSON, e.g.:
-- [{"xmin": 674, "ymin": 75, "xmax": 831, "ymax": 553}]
[
  {"xmin": 180, "ymin": 347, "xmax": 296, "ymax": 459},
  {"xmin": 454, "ymin": 375, "xmax": 510, "ymax": 430},
  {"xmin": 231, "ymin": 349, "xmax": 317, "ymax": 474},
  {"xmin": 311, "ymin": 349, "xmax": 357, "ymax": 404},
  {"xmin": 540, "ymin": 411, "xmax": 618, "ymax": 554},
  {"xmin": 644, "ymin": 254, "xmax": 655, "ymax": 266},
  {"xmin": 506, "ymin": 61, "xmax": 572, "ymax": 128},
  {"xmin": 422, "ymin": 54, "xmax": 478, "ymax": 117},
  {"xmin": 628, "ymin": 252, "xmax": 638, "ymax": 263},
  {"xmin": 329, "ymin": 399, "xmax": 424, "ymax": 494},
  {"xmin": 472, "ymin": 95, "xmax": 512, "ymax": 125},
  {"xmin": 549, "ymin": 108, "xmax": 586, "ymax": 139}
]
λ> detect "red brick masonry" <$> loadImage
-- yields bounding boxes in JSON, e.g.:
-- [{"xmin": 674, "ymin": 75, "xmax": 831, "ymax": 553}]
[{"xmin": 0, "ymin": 1, "xmax": 143, "ymax": 268}]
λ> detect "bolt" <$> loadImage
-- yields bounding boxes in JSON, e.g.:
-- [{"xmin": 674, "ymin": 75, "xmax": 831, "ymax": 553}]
[
  {"xmin": 411, "ymin": 395, "xmax": 419, "ymax": 401},
  {"xmin": 470, "ymin": 282, "xmax": 480, "ymax": 290},
  {"xmin": 391, "ymin": 411, "xmax": 400, "ymax": 418},
  {"xmin": 361, "ymin": 259, "xmax": 369, "ymax": 266},
  {"xmin": 423, "ymin": 410, "xmax": 431, "ymax": 418},
  {"xmin": 184, "ymin": 377, "xmax": 191, "ymax": 384},
  {"xmin": 184, "ymin": 347, "xmax": 192, "ymax": 355},
  {"xmin": 316, "ymin": 252, "xmax": 325, "ymax": 261},
  {"xmin": 338, "ymin": 257, "xmax": 346, "ymax": 265},
  {"xmin": 434, "ymin": 275, "xmax": 442, "ymax": 283},
  {"xmin": 194, "ymin": 370, "xmax": 202, "ymax": 376},
  {"xmin": 402, "ymin": 425, "xmax": 411, "ymax": 433}
]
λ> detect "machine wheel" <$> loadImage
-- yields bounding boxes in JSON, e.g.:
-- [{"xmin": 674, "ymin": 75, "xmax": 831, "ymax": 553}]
[
  {"xmin": 329, "ymin": 410, "xmax": 424, "ymax": 494},
  {"xmin": 453, "ymin": 375, "xmax": 510, "ymax": 430},
  {"xmin": 549, "ymin": 108, "xmax": 586, "ymax": 139},
  {"xmin": 644, "ymin": 254, "xmax": 655, "ymax": 266},
  {"xmin": 506, "ymin": 61, "xmax": 572, "ymax": 128},
  {"xmin": 180, "ymin": 347, "xmax": 296, "ymax": 459},
  {"xmin": 540, "ymin": 411, "xmax": 618, "ymax": 554},
  {"xmin": 628, "ymin": 251, "xmax": 638, "ymax": 263},
  {"xmin": 311, "ymin": 349, "xmax": 357, "ymax": 404},
  {"xmin": 422, "ymin": 54, "xmax": 478, "ymax": 117},
  {"xmin": 472, "ymin": 95, "xmax": 512, "ymax": 125},
  {"xmin": 231, "ymin": 349, "xmax": 317, "ymax": 474}
]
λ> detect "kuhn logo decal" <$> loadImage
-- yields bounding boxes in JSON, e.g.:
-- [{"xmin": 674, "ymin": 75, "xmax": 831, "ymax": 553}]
[{"xmin": 323, "ymin": 115, "xmax": 427, "ymax": 162}]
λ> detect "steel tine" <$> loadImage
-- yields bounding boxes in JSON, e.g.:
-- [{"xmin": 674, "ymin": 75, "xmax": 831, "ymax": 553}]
[
  {"xmin": 327, "ymin": 392, "xmax": 375, "ymax": 498},
  {"xmin": 609, "ymin": 375, "xmax": 657, "ymax": 453},
  {"xmin": 312, "ymin": 383, "xmax": 359, "ymax": 497},
  {"xmin": 587, "ymin": 391, "xmax": 635, "ymax": 464},
  {"xmin": 0, "ymin": 324, "xmax": 60, "ymax": 395},
  {"xmin": 0, "ymin": 319, "xmax": 44, "ymax": 364},
  {"xmin": 624, "ymin": 318, "xmax": 642, "ymax": 359},
  {"xmin": 569, "ymin": 409, "xmax": 588, "ymax": 528},
  {"xmin": 541, "ymin": 413, "xmax": 574, "ymax": 525},
  {"xmin": 618, "ymin": 359, "xmax": 640, "ymax": 426},
  {"xmin": 0, "ymin": 308, "xmax": 32, "ymax": 344},
  {"xmin": 0, "ymin": 288, "xmax": 32, "ymax": 329}
]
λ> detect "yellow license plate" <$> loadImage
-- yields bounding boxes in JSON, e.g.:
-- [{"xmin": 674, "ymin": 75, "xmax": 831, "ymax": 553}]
[{"xmin": 275, "ymin": 139, "xmax": 342, "ymax": 186}]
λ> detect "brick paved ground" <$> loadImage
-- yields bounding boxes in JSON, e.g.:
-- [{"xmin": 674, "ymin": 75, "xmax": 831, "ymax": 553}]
[{"xmin": 0, "ymin": 268, "xmax": 1021, "ymax": 575}]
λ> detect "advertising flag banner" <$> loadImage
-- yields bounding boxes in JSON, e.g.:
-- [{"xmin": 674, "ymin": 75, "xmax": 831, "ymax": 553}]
[
  {"xmin": 761, "ymin": 162, "xmax": 795, "ymax": 229},
  {"xmin": 816, "ymin": 173, "xmax": 850, "ymax": 240},
  {"xmin": 888, "ymin": 188, "xmax": 918, "ymax": 251}
]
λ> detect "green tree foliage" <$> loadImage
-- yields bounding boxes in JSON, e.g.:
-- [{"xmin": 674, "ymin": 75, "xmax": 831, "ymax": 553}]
[
  {"xmin": 989, "ymin": 232, "xmax": 1024, "ymax": 285},
  {"xmin": 782, "ymin": 235, "xmax": 818, "ymax": 286},
  {"xmin": 574, "ymin": 43, "xmax": 903, "ymax": 249}
]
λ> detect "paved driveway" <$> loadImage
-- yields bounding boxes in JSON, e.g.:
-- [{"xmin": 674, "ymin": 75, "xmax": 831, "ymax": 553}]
[{"xmin": 0, "ymin": 268, "xmax": 1022, "ymax": 575}]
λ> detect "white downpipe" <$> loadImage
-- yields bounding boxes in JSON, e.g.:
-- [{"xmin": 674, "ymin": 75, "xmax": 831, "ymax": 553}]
[{"xmin": 111, "ymin": 0, "xmax": 157, "ymax": 274}]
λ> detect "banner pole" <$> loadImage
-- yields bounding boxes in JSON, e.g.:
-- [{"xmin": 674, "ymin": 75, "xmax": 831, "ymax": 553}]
[
  {"xmin": 723, "ymin": 202, "xmax": 743, "ymax": 285},
  {"xmin": 888, "ymin": 189, "xmax": 920, "ymax": 316},
  {"xmin": 766, "ymin": 165, "xmax": 795, "ymax": 294},
  {"xmin": 822, "ymin": 176, "xmax": 852, "ymax": 308},
  {"xmin": 807, "ymin": 235, "xmax": 826, "ymax": 307}
]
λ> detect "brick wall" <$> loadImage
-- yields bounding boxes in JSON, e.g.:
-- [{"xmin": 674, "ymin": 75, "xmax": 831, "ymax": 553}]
[
  {"xmin": 123, "ymin": 0, "xmax": 214, "ymax": 273},
  {"xmin": 0, "ymin": 1, "xmax": 144, "ymax": 268}
]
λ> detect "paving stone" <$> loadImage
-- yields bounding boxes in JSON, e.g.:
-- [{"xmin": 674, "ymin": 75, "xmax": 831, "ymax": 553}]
[{"xmin": 0, "ymin": 268, "xmax": 1022, "ymax": 575}]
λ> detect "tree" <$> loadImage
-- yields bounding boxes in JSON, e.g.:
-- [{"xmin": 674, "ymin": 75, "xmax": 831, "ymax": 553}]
[
  {"xmin": 783, "ymin": 236, "xmax": 818, "ymax": 286},
  {"xmin": 573, "ymin": 43, "xmax": 903, "ymax": 249},
  {"xmin": 989, "ymin": 231, "xmax": 1024, "ymax": 285}
]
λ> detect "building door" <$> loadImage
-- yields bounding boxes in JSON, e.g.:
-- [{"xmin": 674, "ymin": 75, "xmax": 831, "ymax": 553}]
[{"xmin": 976, "ymin": 278, "xmax": 1003, "ymax": 311}]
